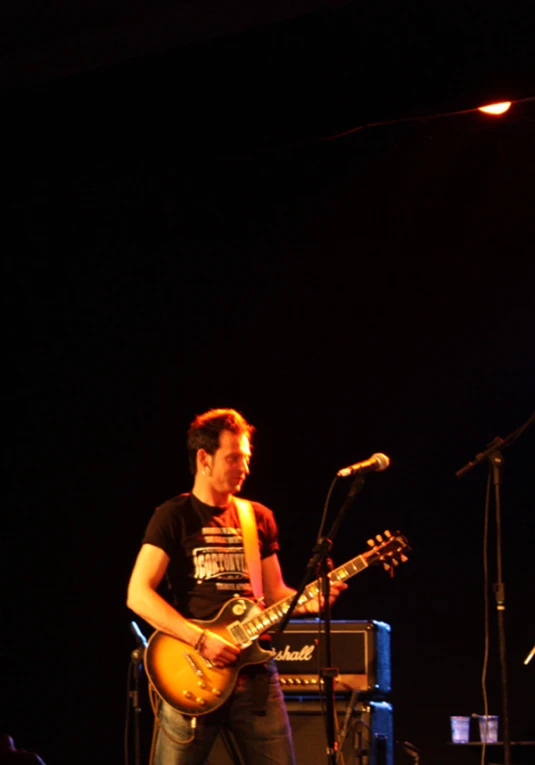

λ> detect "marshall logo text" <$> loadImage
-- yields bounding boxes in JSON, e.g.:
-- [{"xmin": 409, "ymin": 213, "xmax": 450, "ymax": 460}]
[{"xmin": 273, "ymin": 644, "xmax": 316, "ymax": 662}]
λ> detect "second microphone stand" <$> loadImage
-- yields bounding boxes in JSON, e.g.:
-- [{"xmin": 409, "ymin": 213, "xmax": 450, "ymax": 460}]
[
  {"xmin": 279, "ymin": 473, "xmax": 366, "ymax": 765},
  {"xmin": 455, "ymin": 411, "xmax": 535, "ymax": 765}
]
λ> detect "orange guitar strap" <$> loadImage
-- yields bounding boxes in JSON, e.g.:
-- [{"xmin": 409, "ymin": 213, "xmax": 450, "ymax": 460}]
[
  {"xmin": 234, "ymin": 497, "xmax": 264, "ymax": 602},
  {"xmin": 234, "ymin": 499, "xmax": 270, "ymax": 714}
]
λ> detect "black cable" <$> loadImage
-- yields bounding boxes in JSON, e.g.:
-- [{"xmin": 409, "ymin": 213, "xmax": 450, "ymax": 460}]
[
  {"xmin": 317, "ymin": 474, "xmax": 340, "ymax": 543},
  {"xmin": 124, "ymin": 660, "xmax": 133, "ymax": 765},
  {"xmin": 479, "ymin": 470, "xmax": 492, "ymax": 765}
]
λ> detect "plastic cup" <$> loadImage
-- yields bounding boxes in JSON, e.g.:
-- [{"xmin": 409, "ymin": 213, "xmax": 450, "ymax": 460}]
[
  {"xmin": 450, "ymin": 715, "xmax": 470, "ymax": 743},
  {"xmin": 478, "ymin": 715, "xmax": 499, "ymax": 743}
]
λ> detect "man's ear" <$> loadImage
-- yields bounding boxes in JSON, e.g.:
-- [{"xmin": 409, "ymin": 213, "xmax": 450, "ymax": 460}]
[{"xmin": 197, "ymin": 448, "xmax": 212, "ymax": 475}]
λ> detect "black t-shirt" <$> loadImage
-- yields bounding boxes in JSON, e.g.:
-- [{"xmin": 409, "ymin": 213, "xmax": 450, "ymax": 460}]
[{"xmin": 142, "ymin": 493, "xmax": 280, "ymax": 620}]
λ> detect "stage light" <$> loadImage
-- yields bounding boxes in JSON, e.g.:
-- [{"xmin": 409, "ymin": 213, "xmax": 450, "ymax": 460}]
[{"xmin": 477, "ymin": 102, "xmax": 512, "ymax": 115}]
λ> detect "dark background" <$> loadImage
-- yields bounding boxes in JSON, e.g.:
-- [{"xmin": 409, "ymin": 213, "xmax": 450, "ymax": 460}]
[{"xmin": 3, "ymin": 2, "xmax": 535, "ymax": 764}]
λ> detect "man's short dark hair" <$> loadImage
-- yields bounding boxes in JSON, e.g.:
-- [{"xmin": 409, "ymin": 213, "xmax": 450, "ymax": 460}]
[{"xmin": 187, "ymin": 408, "xmax": 255, "ymax": 475}]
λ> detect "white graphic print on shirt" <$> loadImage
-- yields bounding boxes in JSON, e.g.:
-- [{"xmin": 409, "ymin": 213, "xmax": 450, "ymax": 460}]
[{"xmin": 193, "ymin": 527, "xmax": 248, "ymax": 589}]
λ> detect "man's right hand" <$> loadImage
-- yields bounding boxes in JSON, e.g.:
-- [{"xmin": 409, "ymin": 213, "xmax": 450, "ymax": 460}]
[{"xmin": 200, "ymin": 630, "xmax": 241, "ymax": 668}]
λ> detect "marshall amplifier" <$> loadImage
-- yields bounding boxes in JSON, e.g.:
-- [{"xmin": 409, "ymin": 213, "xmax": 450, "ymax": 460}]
[
  {"xmin": 269, "ymin": 619, "xmax": 391, "ymax": 696},
  {"xmin": 210, "ymin": 698, "xmax": 394, "ymax": 765},
  {"xmin": 285, "ymin": 697, "xmax": 394, "ymax": 765}
]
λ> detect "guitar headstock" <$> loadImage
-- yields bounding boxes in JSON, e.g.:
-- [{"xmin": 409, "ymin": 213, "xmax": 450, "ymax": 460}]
[{"xmin": 365, "ymin": 530, "xmax": 410, "ymax": 576}]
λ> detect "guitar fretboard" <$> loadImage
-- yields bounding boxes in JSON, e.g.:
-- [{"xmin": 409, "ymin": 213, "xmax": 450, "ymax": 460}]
[{"xmin": 239, "ymin": 553, "xmax": 371, "ymax": 642}]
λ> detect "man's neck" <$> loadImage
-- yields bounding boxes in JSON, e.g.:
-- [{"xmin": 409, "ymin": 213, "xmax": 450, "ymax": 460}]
[{"xmin": 191, "ymin": 479, "xmax": 231, "ymax": 508}]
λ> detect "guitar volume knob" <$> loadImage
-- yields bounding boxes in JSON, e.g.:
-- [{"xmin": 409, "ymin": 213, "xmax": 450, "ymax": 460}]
[
  {"xmin": 196, "ymin": 698, "xmax": 207, "ymax": 706},
  {"xmin": 212, "ymin": 688, "xmax": 222, "ymax": 696}
]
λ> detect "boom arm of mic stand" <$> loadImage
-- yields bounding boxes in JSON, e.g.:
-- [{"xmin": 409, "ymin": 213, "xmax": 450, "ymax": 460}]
[
  {"xmin": 455, "ymin": 436, "xmax": 505, "ymax": 478},
  {"xmin": 455, "ymin": 410, "xmax": 535, "ymax": 478}
]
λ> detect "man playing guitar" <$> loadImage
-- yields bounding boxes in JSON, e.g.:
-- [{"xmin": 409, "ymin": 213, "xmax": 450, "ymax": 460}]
[{"xmin": 127, "ymin": 408, "xmax": 347, "ymax": 765}]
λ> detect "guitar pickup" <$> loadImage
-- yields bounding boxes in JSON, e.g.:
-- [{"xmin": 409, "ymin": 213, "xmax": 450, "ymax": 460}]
[{"xmin": 228, "ymin": 621, "xmax": 252, "ymax": 647}]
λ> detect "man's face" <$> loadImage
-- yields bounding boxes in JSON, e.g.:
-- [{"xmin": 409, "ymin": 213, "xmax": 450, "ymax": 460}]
[{"xmin": 205, "ymin": 429, "xmax": 252, "ymax": 495}]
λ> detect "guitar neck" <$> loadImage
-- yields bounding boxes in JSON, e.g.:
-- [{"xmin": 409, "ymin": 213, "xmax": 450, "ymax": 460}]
[{"xmin": 243, "ymin": 550, "xmax": 372, "ymax": 641}]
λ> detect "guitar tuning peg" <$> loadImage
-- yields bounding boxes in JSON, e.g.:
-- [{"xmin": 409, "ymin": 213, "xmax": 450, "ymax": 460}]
[
  {"xmin": 400, "ymin": 554, "xmax": 409, "ymax": 563},
  {"xmin": 384, "ymin": 530, "xmax": 392, "ymax": 538},
  {"xmin": 391, "ymin": 558, "xmax": 399, "ymax": 566},
  {"xmin": 375, "ymin": 534, "xmax": 384, "ymax": 543},
  {"xmin": 367, "ymin": 538, "xmax": 375, "ymax": 548},
  {"xmin": 383, "ymin": 562, "xmax": 395, "ymax": 578}
]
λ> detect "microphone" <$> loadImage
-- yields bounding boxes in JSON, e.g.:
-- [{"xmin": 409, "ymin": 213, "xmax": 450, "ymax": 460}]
[{"xmin": 337, "ymin": 453, "xmax": 390, "ymax": 478}]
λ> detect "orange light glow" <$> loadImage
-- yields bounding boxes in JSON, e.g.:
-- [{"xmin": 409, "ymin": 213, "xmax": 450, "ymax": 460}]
[{"xmin": 478, "ymin": 102, "xmax": 512, "ymax": 115}]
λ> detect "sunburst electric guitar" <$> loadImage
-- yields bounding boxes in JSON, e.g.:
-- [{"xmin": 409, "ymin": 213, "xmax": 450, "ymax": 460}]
[{"xmin": 144, "ymin": 530, "xmax": 409, "ymax": 716}]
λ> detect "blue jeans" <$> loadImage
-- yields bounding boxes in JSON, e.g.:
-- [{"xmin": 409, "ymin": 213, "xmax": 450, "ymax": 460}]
[{"xmin": 152, "ymin": 660, "xmax": 295, "ymax": 765}]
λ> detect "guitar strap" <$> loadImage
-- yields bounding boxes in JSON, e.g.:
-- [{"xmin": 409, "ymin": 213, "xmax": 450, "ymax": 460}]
[
  {"xmin": 234, "ymin": 497, "xmax": 264, "ymax": 602},
  {"xmin": 234, "ymin": 497, "xmax": 271, "ymax": 715}
]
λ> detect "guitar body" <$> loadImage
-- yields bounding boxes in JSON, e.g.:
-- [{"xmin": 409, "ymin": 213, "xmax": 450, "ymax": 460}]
[{"xmin": 144, "ymin": 597, "xmax": 273, "ymax": 716}]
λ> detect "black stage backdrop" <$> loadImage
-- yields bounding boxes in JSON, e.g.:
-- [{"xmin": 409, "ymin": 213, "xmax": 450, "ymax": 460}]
[{"xmin": 3, "ymin": 3, "xmax": 535, "ymax": 764}]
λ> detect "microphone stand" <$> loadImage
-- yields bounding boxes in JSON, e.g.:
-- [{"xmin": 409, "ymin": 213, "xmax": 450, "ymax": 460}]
[
  {"xmin": 130, "ymin": 647, "xmax": 144, "ymax": 765},
  {"xmin": 129, "ymin": 621, "xmax": 147, "ymax": 765},
  {"xmin": 279, "ymin": 473, "xmax": 366, "ymax": 765},
  {"xmin": 455, "ymin": 411, "xmax": 534, "ymax": 765}
]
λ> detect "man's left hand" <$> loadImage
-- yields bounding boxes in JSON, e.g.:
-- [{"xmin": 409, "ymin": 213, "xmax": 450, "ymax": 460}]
[{"xmin": 300, "ymin": 580, "xmax": 348, "ymax": 614}]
